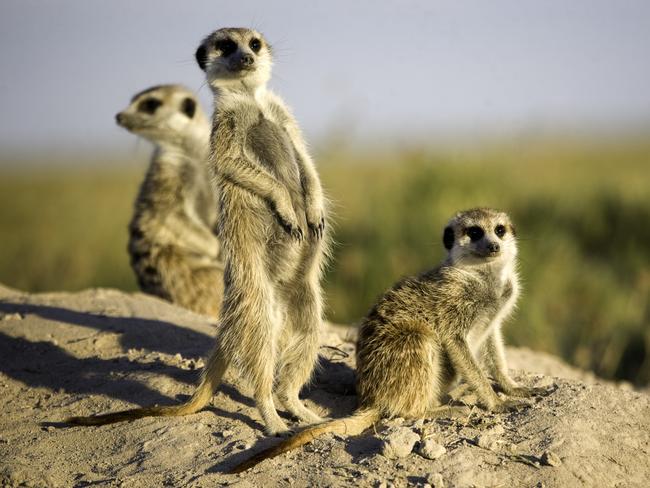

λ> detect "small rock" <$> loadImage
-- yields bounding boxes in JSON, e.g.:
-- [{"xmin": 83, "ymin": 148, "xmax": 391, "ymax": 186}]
[
  {"xmin": 505, "ymin": 442, "xmax": 518, "ymax": 454},
  {"xmin": 380, "ymin": 427, "xmax": 419, "ymax": 459},
  {"xmin": 418, "ymin": 439, "xmax": 447, "ymax": 460},
  {"xmin": 486, "ymin": 424, "xmax": 505, "ymax": 436},
  {"xmin": 536, "ymin": 376, "xmax": 555, "ymax": 388},
  {"xmin": 412, "ymin": 418, "xmax": 425, "ymax": 429},
  {"xmin": 426, "ymin": 472, "xmax": 445, "ymax": 488},
  {"xmin": 1, "ymin": 312, "xmax": 24, "ymax": 321},
  {"xmin": 475, "ymin": 434, "xmax": 498, "ymax": 450},
  {"xmin": 540, "ymin": 450, "xmax": 562, "ymax": 466},
  {"xmin": 475, "ymin": 423, "xmax": 505, "ymax": 450},
  {"xmin": 220, "ymin": 429, "xmax": 234, "ymax": 438},
  {"xmin": 237, "ymin": 440, "xmax": 253, "ymax": 450}
]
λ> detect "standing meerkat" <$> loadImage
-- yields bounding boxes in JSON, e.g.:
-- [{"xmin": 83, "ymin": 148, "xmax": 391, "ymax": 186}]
[
  {"xmin": 67, "ymin": 29, "xmax": 328, "ymax": 435},
  {"xmin": 231, "ymin": 208, "xmax": 546, "ymax": 472},
  {"xmin": 118, "ymin": 84, "xmax": 224, "ymax": 318}
]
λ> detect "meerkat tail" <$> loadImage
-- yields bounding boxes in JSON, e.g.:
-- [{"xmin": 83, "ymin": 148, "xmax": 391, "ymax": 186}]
[
  {"xmin": 229, "ymin": 408, "xmax": 379, "ymax": 474},
  {"xmin": 65, "ymin": 355, "xmax": 227, "ymax": 426}
]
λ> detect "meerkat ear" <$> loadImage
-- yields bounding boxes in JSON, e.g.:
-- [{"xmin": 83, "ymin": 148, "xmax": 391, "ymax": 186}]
[
  {"xmin": 443, "ymin": 226, "xmax": 454, "ymax": 250},
  {"xmin": 181, "ymin": 98, "xmax": 196, "ymax": 119},
  {"xmin": 195, "ymin": 45, "xmax": 208, "ymax": 71}
]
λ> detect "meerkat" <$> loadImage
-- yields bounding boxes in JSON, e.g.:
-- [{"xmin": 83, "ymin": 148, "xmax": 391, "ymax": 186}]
[
  {"xmin": 231, "ymin": 208, "xmax": 546, "ymax": 472},
  {"xmin": 118, "ymin": 84, "xmax": 224, "ymax": 318},
  {"xmin": 66, "ymin": 28, "xmax": 328, "ymax": 434}
]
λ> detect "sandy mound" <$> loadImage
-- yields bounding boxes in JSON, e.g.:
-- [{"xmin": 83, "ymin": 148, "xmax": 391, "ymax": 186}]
[{"xmin": 1, "ymin": 285, "xmax": 648, "ymax": 487}]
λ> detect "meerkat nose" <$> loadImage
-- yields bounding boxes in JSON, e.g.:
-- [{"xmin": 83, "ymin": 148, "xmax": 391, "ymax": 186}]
[
  {"xmin": 115, "ymin": 112, "xmax": 124, "ymax": 125},
  {"xmin": 488, "ymin": 242, "xmax": 500, "ymax": 253},
  {"xmin": 241, "ymin": 54, "xmax": 254, "ymax": 66}
]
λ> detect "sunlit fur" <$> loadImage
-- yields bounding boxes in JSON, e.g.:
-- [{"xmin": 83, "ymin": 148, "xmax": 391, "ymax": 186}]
[
  {"xmin": 118, "ymin": 84, "xmax": 224, "ymax": 317},
  {"xmin": 231, "ymin": 208, "xmax": 543, "ymax": 473}
]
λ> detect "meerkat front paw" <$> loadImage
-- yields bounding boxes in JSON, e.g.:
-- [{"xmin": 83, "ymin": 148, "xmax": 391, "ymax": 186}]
[
  {"xmin": 490, "ymin": 398, "xmax": 530, "ymax": 413},
  {"xmin": 279, "ymin": 218, "xmax": 304, "ymax": 241},
  {"xmin": 306, "ymin": 205, "xmax": 325, "ymax": 239},
  {"xmin": 504, "ymin": 385, "xmax": 550, "ymax": 398},
  {"xmin": 272, "ymin": 201, "xmax": 304, "ymax": 241}
]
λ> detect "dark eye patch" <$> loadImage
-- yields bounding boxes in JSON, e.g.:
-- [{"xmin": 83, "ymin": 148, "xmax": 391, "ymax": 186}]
[
  {"xmin": 443, "ymin": 226, "xmax": 454, "ymax": 250},
  {"xmin": 249, "ymin": 38, "xmax": 261, "ymax": 53},
  {"xmin": 495, "ymin": 224, "xmax": 506, "ymax": 238},
  {"xmin": 195, "ymin": 45, "xmax": 208, "ymax": 70},
  {"xmin": 466, "ymin": 226, "xmax": 484, "ymax": 242},
  {"xmin": 215, "ymin": 38, "xmax": 237, "ymax": 56},
  {"xmin": 137, "ymin": 98, "xmax": 162, "ymax": 114},
  {"xmin": 181, "ymin": 97, "xmax": 196, "ymax": 119}
]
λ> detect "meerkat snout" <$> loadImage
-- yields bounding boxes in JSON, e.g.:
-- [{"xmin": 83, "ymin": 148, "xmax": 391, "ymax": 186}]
[
  {"xmin": 487, "ymin": 241, "xmax": 501, "ymax": 255},
  {"xmin": 235, "ymin": 53, "xmax": 255, "ymax": 69}
]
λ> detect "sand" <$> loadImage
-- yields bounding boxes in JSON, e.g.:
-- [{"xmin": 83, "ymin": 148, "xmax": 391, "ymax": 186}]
[{"xmin": 1, "ymin": 283, "xmax": 648, "ymax": 487}]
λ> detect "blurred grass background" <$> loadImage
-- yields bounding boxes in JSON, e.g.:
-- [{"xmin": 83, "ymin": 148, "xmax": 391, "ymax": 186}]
[{"xmin": 0, "ymin": 136, "xmax": 648, "ymax": 385}]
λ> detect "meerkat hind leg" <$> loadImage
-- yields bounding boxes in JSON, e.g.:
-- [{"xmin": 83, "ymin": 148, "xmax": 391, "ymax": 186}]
[
  {"xmin": 275, "ymin": 285, "xmax": 325, "ymax": 424},
  {"xmin": 275, "ymin": 335, "xmax": 325, "ymax": 424},
  {"xmin": 257, "ymin": 392, "xmax": 290, "ymax": 435},
  {"xmin": 250, "ymin": 323, "xmax": 290, "ymax": 435},
  {"xmin": 221, "ymin": 278, "xmax": 290, "ymax": 435}
]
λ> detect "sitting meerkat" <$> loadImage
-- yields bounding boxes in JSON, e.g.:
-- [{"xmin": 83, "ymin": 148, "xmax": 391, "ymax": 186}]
[
  {"xmin": 118, "ymin": 84, "xmax": 224, "ymax": 318},
  {"xmin": 231, "ymin": 207, "xmax": 546, "ymax": 472}
]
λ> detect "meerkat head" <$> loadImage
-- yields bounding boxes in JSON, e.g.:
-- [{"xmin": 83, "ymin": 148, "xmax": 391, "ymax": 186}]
[
  {"xmin": 115, "ymin": 84, "xmax": 208, "ymax": 147},
  {"xmin": 195, "ymin": 28, "xmax": 272, "ymax": 91},
  {"xmin": 443, "ymin": 208, "xmax": 517, "ymax": 268}
]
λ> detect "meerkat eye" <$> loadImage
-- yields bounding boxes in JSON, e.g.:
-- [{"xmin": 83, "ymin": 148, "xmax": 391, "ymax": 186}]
[
  {"xmin": 181, "ymin": 97, "xmax": 196, "ymax": 119},
  {"xmin": 466, "ymin": 226, "xmax": 484, "ymax": 242},
  {"xmin": 495, "ymin": 225, "xmax": 506, "ymax": 238},
  {"xmin": 137, "ymin": 98, "xmax": 162, "ymax": 114},
  {"xmin": 215, "ymin": 39, "xmax": 237, "ymax": 56},
  {"xmin": 249, "ymin": 38, "xmax": 262, "ymax": 53}
]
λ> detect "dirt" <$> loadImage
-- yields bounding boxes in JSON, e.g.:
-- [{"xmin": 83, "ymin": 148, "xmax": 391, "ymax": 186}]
[{"xmin": 0, "ymin": 283, "xmax": 648, "ymax": 487}]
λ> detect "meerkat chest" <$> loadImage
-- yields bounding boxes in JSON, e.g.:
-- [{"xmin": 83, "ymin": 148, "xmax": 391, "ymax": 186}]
[
  {"xmin": 467, "ymin": 274, "xmax": 518, "ymax": 354},
  {"xmin": 246, "ymin": 113, "xmax": 301, "ymax": 189}
]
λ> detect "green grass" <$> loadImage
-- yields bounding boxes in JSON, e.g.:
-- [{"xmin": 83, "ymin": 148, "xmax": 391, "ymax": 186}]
[{"xmin": 1, "ymin": 137, "xmax": 649, "ymax": 384}]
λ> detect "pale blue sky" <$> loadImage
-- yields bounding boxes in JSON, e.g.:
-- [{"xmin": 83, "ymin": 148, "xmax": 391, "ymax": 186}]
[{"xmin": 1, "ymin": 0, "xmax": 649, "ymax": 157}]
